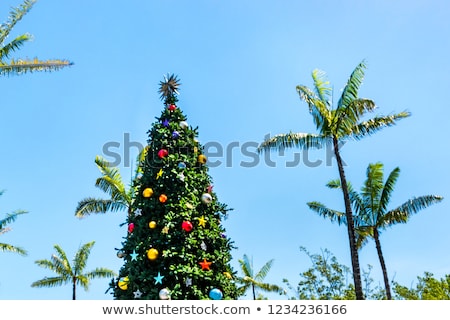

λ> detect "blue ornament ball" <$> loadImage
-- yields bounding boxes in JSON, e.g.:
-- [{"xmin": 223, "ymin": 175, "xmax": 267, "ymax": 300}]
[
  {"xmin": 209, "ymin": 288, "xmax": 223, "ymax": 300},
  {"xmin": 172, "ymin": 131, "xmax": 180, "ymax": 139}
]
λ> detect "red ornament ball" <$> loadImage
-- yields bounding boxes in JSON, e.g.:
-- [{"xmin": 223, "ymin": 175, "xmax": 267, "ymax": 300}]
[
  {"xmin": 158, "ymin": 149, "xmax": 169, "ymax": 159},
  {"xmin": 182, "ymin": 221, "xmax": 193, "ymax": 232},
  {"xmin": 168, "ymin": 104, "xmax": 177, "ymax": 111},
  {"xmin": 128, "ymin": 223, "xmax": 135, "ymax": 233}
]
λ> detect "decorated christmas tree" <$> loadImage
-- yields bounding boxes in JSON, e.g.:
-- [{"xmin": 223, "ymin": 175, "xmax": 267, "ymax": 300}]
[{"xmin": 111, "ymin": 75, "xmax": 238, "ymax": 300}]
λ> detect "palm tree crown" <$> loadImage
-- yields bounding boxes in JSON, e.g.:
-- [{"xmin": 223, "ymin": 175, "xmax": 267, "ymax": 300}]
[
  {"xmin": 31, "ymin": 241, "xmax": 116, "ymax": 300},
  {"xmin": 0, "ymin": 0, "xmax": 72, "ymax": 76},
  {"xmin": 308, "ymin": 162, "xmax": 444, "ymax": 299},
  {"xmin": 237, "ymin": 254, "xmax": 285, "ymax": 299}
]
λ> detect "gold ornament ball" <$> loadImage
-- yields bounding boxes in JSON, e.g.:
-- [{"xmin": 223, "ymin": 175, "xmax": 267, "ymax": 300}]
[
  {"xmin": 118, "ymin": 276, "xmax": 129, "ymax": 290},
  {"xmin": 143, "ymin": 188, "xmax": 153, "ymax": 198},
  {"xmin": 198, "ymin": 154, "xmax": 207, "ymax": 164},
  {"xmin": 149, "ymin": 221, "xmax": 157, "ymax": 229},
  {"xmin": 147, "ymin": 248, "xmax": 159, "ymax": 261}
]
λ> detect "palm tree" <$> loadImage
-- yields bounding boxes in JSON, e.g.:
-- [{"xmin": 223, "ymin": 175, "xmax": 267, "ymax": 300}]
[
  {"xmin": 0, "ymin": 0, "xmax": 72, "ymax": 76},
  {"xmin": 31, "ymin": 241, "xmax": 116, "ymax": 300},
  {"xmin": 0, "ymin": 191, "xmax": 27, "ymax": 256},
  {"xmin": 75, "ymin": 152, "xmax": 145, "ymax": 218},
  {"xmin": 237, "ymin": 254, "xmax": 285, "ymax": 299},
  {"xmin": 258, "ymin": 60, "xmax": 410, "ymax": 299},
  {"xmin": 308, "ymin": 162, "xmax": 444, "ymax": 299}
]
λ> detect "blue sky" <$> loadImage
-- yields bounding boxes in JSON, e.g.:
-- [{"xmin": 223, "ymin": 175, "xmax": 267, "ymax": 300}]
[{"xmin": 0, "ymin": 0, "xmax": 449, "ymax": 300}]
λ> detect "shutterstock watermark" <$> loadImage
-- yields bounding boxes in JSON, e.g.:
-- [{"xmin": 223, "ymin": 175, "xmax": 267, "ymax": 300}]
[{"xmin": 102, "ymin": 133, "xmax": 346, "ymax": 168}]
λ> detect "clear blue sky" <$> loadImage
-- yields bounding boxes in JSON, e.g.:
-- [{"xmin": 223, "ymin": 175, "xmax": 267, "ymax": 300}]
[{"xmin": 0, "ymin": 0, "xmax": 449, "ymax": 300}]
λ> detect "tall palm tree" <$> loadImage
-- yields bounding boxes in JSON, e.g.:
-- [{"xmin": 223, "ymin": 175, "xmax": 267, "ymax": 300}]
[
  {"xmin": 308, "ymin": 162, "xmax": 444, "ymax": 299},
  {"xmin": 31, "ymin": 241, "xmax": 116, "ymax": 300},
  {"xmin": 258, "ymin": 61, "xmax": 410, "ymax": 299},
  {"xmin": 0, "ymin": 0, "xmax": 72, "ymax": 76},
  {"xmin": 75, "ymin": 152, "xmax": 145, "ymax": 218},
  {"xmin": 237, "ymin": 254, "xmax": 285, "ymax": 299},
  {"xmin": 0, "ymin": 191, "xmax": 27, "ymax": 256}
]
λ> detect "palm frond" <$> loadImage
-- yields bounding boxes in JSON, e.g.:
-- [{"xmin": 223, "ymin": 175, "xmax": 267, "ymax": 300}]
[
  {"xmin": 75, "ymin": 198, "xmax": 128, "ymax": 218},
  {"xmin": 0, "ymin": 34, "xmax": 31, "ymax": 60},
  {"xmin": 238, "ymin": 255, "xmax": 253, "ymax": 278},
  {"xmin": 0, "ymin": 58, "xmax": 73, "ymax": 76},
  {"xmin": 53, "ymin": 245, "xmax": 72, "ymax": 275},
  {"xmin": 0, "ymin": 210, "xmax": 27, "ymax": 227},
  {"xmin": 134, "ymin": 147, "xmax": 147, "ymax": 176},
  {"xmin": 85, "ymin": 267, "xmax": 117, "ymax": 280},
  {"xmin": 337, "ymin": 60, "xmax": 367, "ymax": 110},
  {"xmin": 307, "ymin": 201, "xmax": 346, "ymax": 225},
  {"xmin": 380, "ymin": 195, "xmax": 444, "ymax": 228},
  {"xmin": 258, "ymin": 132, "xmax": 329, "ymax": 153},
  {"xmin": 94, "ymin": 155, "xmax": 128, "ymax": 201},
  {"xmin": 73, "ymin": 241, "xmax": 95, "ymax": 275},
  {"xmin": 254, "ymin": 259, "xmax": 274, "ymax": 282},
  {"xmin": 31, "ymin": 276, "xmax": 68, "ymax": 288},
  {"xmin": 0, "ymin": 0, "xmax": 35, "ymax": 45},
  {"xmin": 351, "ymin": 111, "xmax": 411, "ymax": 140},
  {"xmin": 296, "ymin": 84, "xmax": 331, "ymax": 131},
  {"xmin": 361, "ymin": 162, "xmax": 384, "ymax": 220},
  {"xmin": 354, "ymin": 225, "xmax": 374, "ymax": 250},
  {"xmin": 379, "ymin": 167, "xmax": 400, "ymax": 214},
  {"xmin": 34, "ymin": 258, "xmax": 59, "ymax": 272},
  {"xmin": 334, "ymin": 98, "xmax": 377, "ymax": 138},
  {"xmin": 76, "ymin": 275, "xmax": 90, "ymax": 291},
  {"xmin": 0, "ymin": 243, "xmax": 27, "ymax": 255},
  {"xmin": 311, "ymin": 69, "xmax": 332, "ymax": 107}
]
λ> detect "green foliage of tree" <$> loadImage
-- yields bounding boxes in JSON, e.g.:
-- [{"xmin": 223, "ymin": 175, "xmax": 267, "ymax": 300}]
[
  {"xmin": 393, "ymin": 272, "xmax": 450, "ymax": 300},
  {"xmin": 110, "ymin": 74, "xmax": 238, "ymax": 300},
  {"xmin": 308, "ymin": 162, "xmax": 443, "ymax": 299},
  {"xmin": 0, "ymin": 190, "xmax": 27, "ymax": 256},
  {"xmin": 283, "ymin": 246, "xmax": 385, "ymax": 300},
  {"xmin": 258, "ymin": 61, "xmax": 410, "ymax": 299},
  {"xmin": 236, "ymin": 254, "xmax": 285, "ymax": 300},
  {"xmin": 0, "ymin": 0, "xmax": 72, "ymax": 76},
  {"xmin": 31, "ymin": 241, "xmax": 116, "ymax": 300}
]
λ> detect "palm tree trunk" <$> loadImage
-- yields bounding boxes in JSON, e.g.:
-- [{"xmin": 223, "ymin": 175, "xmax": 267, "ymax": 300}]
[
  {"xmin": 333, "ymin": 137, "xmax": 364, "ymax": 300},
  {"xmin": 72, "ymin": 277, "xmax": 76, "ymax": 300},
  {"xmin": 373, "ymin": 229, "xmax": 392, "ymax": 299},
  {"xmin": 252, "ymin": 284, "xmax": 256, "ymax": 300}
]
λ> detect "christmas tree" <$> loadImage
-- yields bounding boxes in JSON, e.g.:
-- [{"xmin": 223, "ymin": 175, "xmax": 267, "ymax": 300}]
[{"xmin": 111, "ymin": 74, "xmax": 238, "ymax": 300}]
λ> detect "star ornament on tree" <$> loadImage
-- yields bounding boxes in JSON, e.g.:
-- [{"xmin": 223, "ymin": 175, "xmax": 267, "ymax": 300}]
[
  {"xmin": 133, "ymin": 289, "xmax": 143, "ymax": 299},
  {"xmin": 130, "ymin": 250, "xmax": 138, "ymax": 261},
  {"xmin": 199, "ymin": 259, "xmax": 212, "ymax": 271},
  {"xmin": 156, "ymin": 169, "xmax": 163, "ymax": 179},
  {"xmin": 197, "ymin": 215, "xmax": 207, "ymax": 227},
  {"xmin": 154, "ymin": 272, "xmax": 164, "ymax": 284}
]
